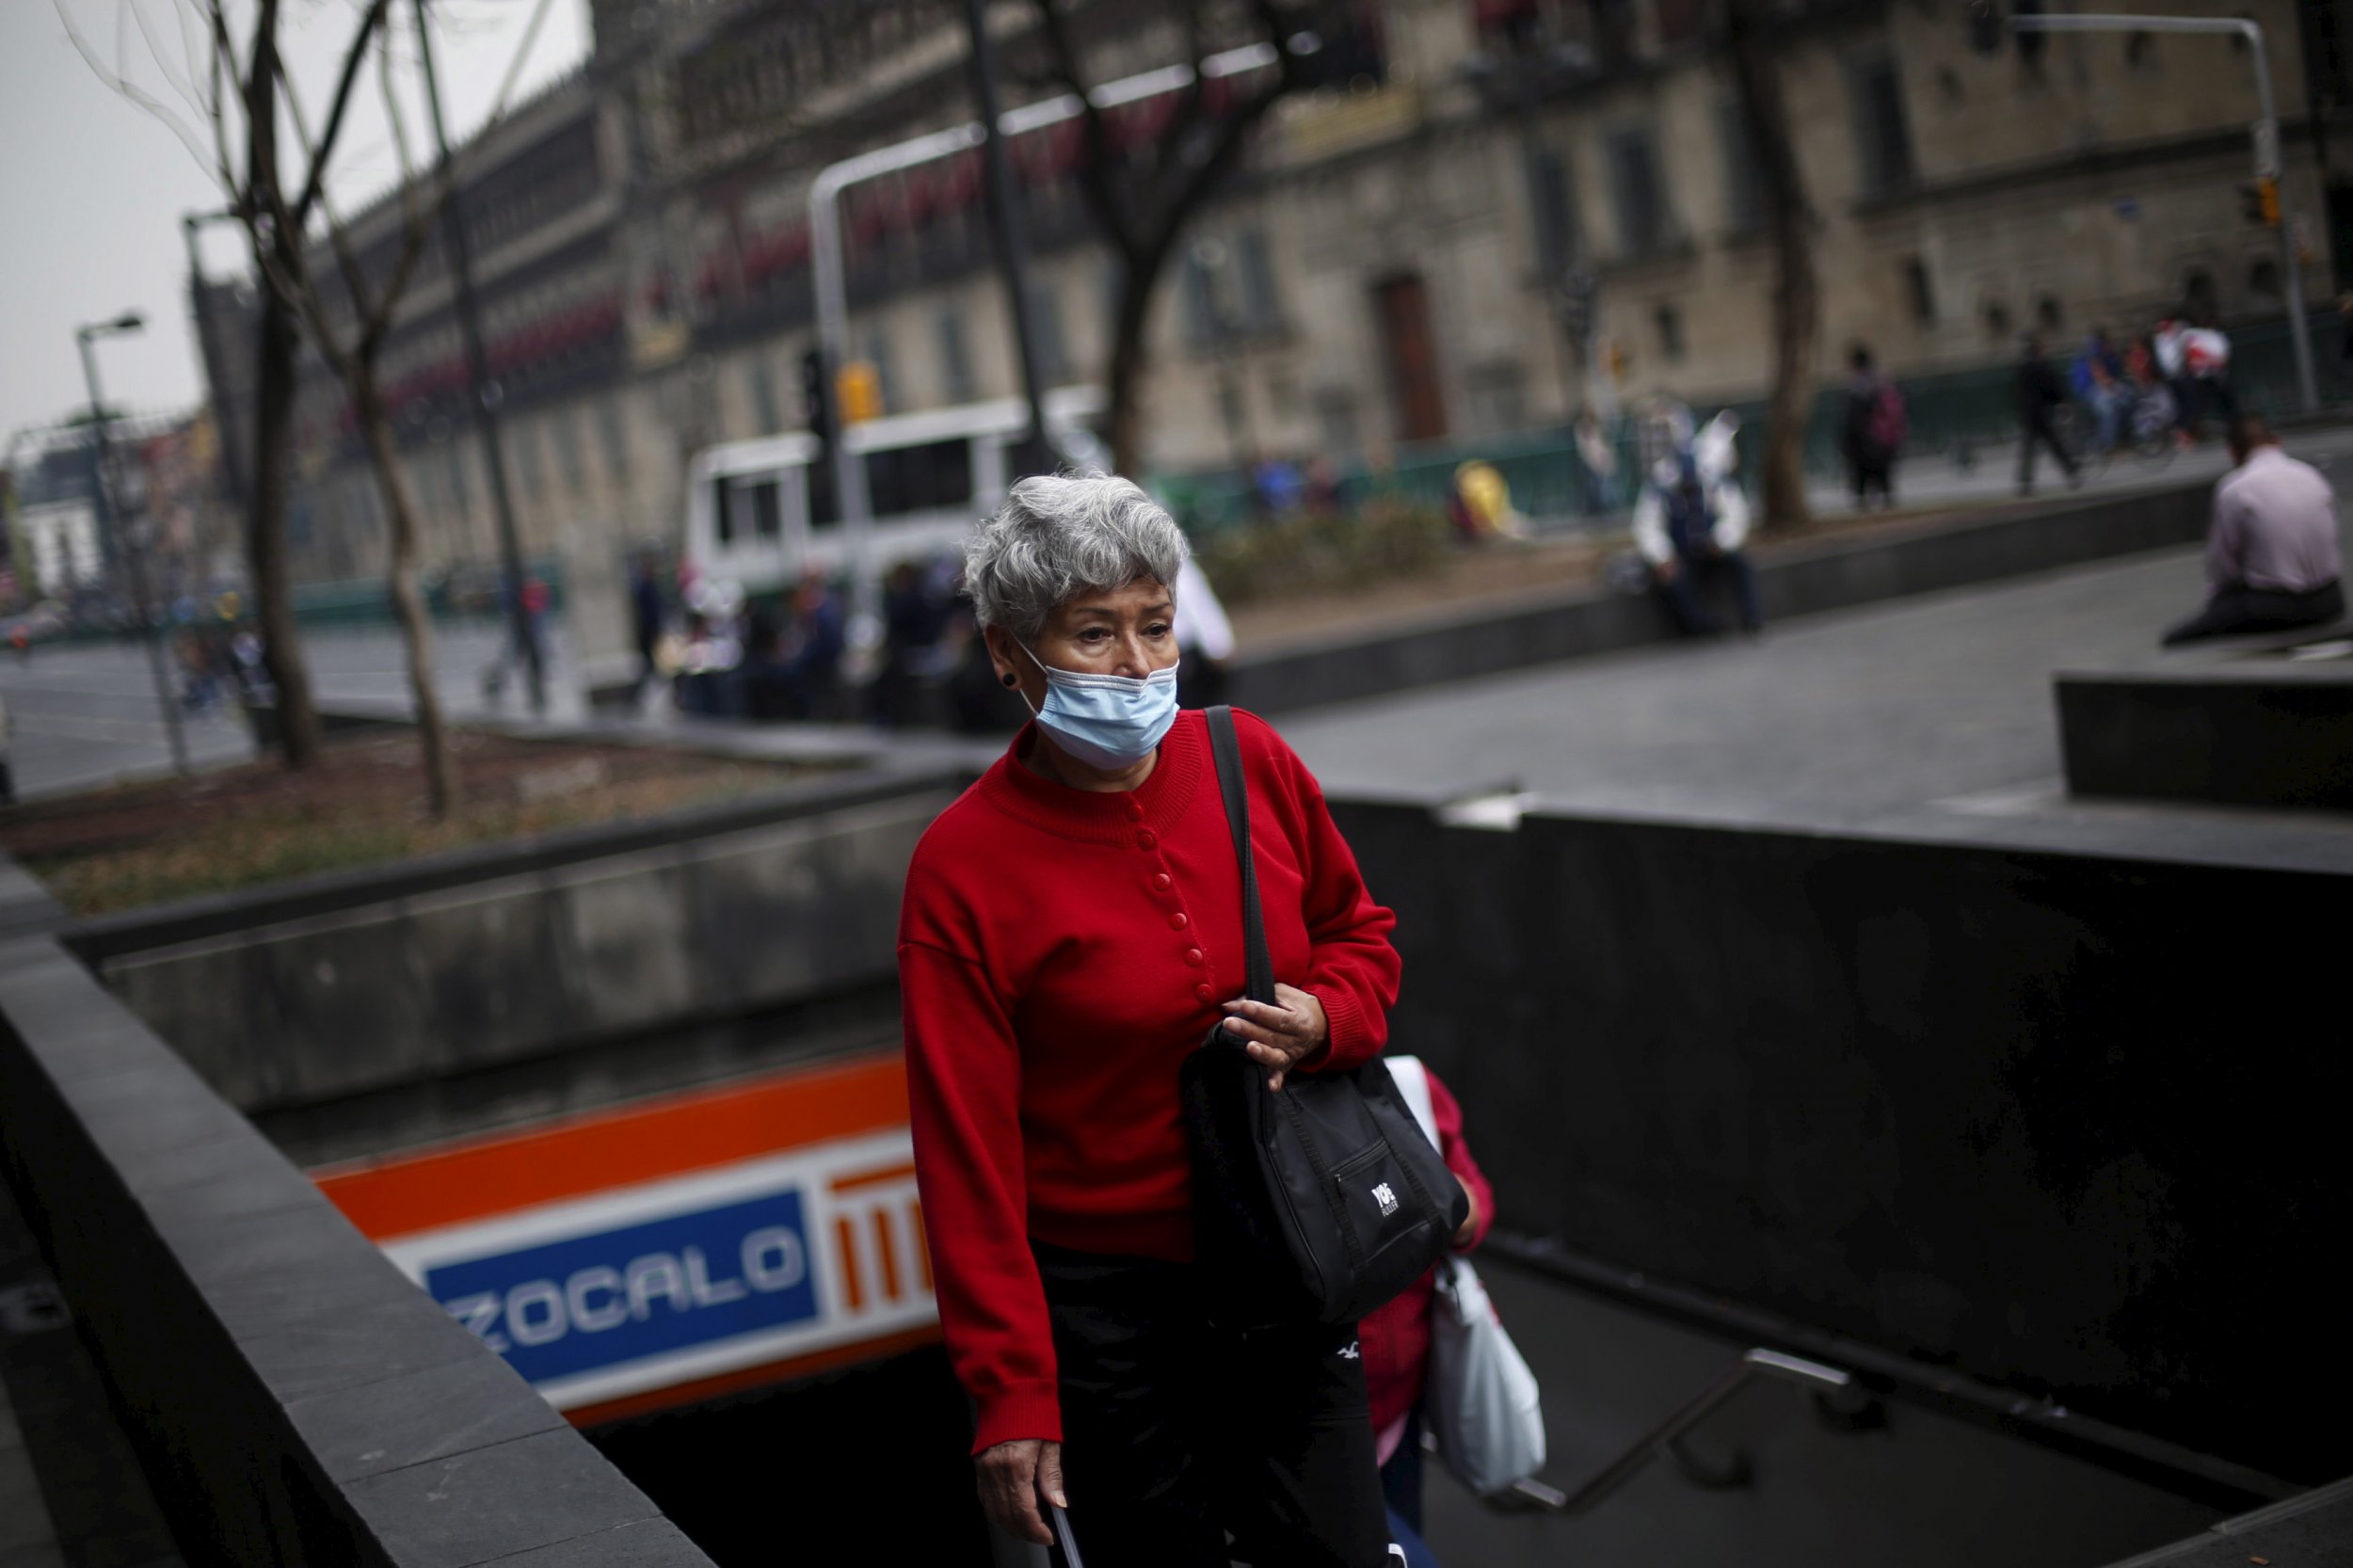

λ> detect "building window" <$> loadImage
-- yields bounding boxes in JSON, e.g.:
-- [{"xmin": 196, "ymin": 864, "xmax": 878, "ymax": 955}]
[
  {"xmin": 1027, "ymin": 280, "xmax": 1068, "ymax": 383},
  {"xmin": 862, "ymin": 328, "xmax": 896, "ymax": 413},
  {"xmin": 1314, "ymin": 388, "xmax": 1359, "ymax": 455},
  {"xmin": 2249, "ymin": 256, "xmax": 2282, "ymax": 301},
  {"xmin": 600, "ymin": 400, "xmax": 630, "ymax": 481},
  {"xmin": 1527, "ymin": 146, "xmax": 1578, "ymax": 275},
  {"xmin": 1718, "ymin": 100, "xmax": 1762, "ymax": 235},
  {"xmin": 1234, "ymin": 228, "xmax": 1283, "ymax": 334},
  {"xmin": 1181, "ymin": 248, "xmax": 1224, "ymax": 346},
  {"xmin": 511, "ymin": 420, "xmax": 543, "ymax": 493},
  {"xmin": 1465, "ymin": 361, "xmax": 1528, "ymax": 432},
  {"xmin": 1655, "ymin": 303, "xmax": 1686, "ymax": 362},
  {"xmin": 1904, "ymin": 257, "xmax": 1936, "ymax": 323},
  {"xmin": 552, "ymin": 408, "xmax": 585, "ymax": 490},
  {"xmin": 1606, "ymin": 126, "xmax": 1669, "ymax": 256},
  {"xmin": 2035, "ymin": 296, "xmax": 2062, "ymax": 333},
  {"xmin": 1849, "ymin": 56, "xmax": 1915, "ymax": 194},
  {"xmin": 1983, "ymin": 297, "xmax": 2011, "ymax": 342},
  {"xmin": 936, "ymin": 309, "xmax": 974, "ymax": 405},
  {"xmin": 749, "ymin": 360, "xmax": 781, "ymax": 434}
]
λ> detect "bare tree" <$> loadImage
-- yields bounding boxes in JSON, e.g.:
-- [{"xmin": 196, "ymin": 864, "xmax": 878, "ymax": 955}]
[
  {"xmin": 248, "ymin": 4, "xmax": 465, "ymax": 812},
  {"xmin": 69, "ymin": 0, "xmax": 555, "ymax": 816},
  {"xmin": 1726, "ymin": 0, "xmax": 1817, "ymax": 529},
  {"xmin": 58, "ymin": 0, "xmax": 364, "ymax": 767},
  {"xmin": 1026, "ymin": 0, "xmax": 1312, "ymax": 472}
]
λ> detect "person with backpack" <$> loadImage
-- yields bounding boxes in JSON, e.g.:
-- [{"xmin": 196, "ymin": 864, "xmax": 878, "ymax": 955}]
[
  {"xmin": 1842, "ymin": 345, "xmax": 1903, "ymax": 511},
  {"xmin": 2016, "ymin": 332, "xmax": 2082, "ymax": 497}
]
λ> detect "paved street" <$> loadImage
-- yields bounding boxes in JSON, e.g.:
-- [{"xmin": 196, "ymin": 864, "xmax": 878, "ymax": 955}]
[
  {"xmin": 0, "ymin": 623, "xmax": 587, "ymax": 802},
  {"xmin": 1286, "ymin": 424, "xmax": 2353, "ymax": 836},
  {"xmin": 8, "ymin": 424, "xmax": 2353, "ymax": 810}
]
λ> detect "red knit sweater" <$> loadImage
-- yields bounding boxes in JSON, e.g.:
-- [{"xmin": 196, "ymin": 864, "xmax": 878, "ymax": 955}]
[{"xmin": 899, "ymin": 709, "xmax": 1402, "ymax": 1454}]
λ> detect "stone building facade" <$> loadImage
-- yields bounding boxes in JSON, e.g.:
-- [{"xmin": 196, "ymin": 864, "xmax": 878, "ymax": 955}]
[{"xmin": 211, "ymin": 0, "xmax": 2347, "ymax": 667}]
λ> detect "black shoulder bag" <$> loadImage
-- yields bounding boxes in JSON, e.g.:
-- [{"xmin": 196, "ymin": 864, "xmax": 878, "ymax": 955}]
[{"xmin": 1179, "ymin": 706, "xmax": 1467, "ymax": 1328}]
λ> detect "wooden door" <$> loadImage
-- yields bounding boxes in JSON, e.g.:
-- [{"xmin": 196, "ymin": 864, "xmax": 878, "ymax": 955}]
[{"xmin": 1374, "ymin": 274, "xmax": 1449, "ymax": 443}]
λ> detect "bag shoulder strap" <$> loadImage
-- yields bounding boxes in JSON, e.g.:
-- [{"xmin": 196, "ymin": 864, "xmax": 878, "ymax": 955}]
[
  {"xmin": 1205, "ymin": 706, "xmax": 1274, "ymax": 1006},
  {"xmin": 1386, "ymin": 1056, "xmax": 1438, "ymax": 1147}
]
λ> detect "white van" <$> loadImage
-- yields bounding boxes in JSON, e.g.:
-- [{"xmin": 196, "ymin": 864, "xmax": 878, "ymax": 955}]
[{"xmin": 682, "ymin": 386, "xmax": 1106, "ymax": 598}]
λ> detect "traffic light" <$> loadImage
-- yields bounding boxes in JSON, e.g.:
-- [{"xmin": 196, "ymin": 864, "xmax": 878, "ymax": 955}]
[
  {"xmin": 799, "ymin": 348, "xmax": 834, "ymax": 440},
  {"xmin": 2242, "ymin": 177, "xmax": 2281, "ymax": 228},
  {"xmin": 837, "ymin": 360, "xmax": 885, "ymax": 424}
]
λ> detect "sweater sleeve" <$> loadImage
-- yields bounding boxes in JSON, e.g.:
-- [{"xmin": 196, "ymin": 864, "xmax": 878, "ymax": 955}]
[
  {"xmin": 1426, "ymin": 1070, "xmax": 1496, "ymax": 1253},
  {"xmin": 1256, "ymin": 720, "xmax": 1401, "ymax": 1075},
  {"xmin": 899, "ymin": 936, "xmax": 1062, "ymax": 1454}
]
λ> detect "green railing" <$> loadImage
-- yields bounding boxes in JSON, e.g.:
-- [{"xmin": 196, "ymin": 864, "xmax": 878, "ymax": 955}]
[
  {"xmin": 290, "ymin": 557, "xmax": 569, "ymax": 630},
  {"xmin": 1153, "ymin": 313, "xmax": 2351, "ymax": 532}
]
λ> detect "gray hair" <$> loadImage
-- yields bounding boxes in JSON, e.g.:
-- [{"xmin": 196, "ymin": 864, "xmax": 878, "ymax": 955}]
[{"xmin": 964, "ymin": 473, "xmax": 1189, "ymax": 640}]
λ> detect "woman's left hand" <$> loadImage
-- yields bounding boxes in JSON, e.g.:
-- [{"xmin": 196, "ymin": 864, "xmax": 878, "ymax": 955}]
[{"xmin": 1221, "ymin": 984, "xmax": 1328, "ymax": 1092}]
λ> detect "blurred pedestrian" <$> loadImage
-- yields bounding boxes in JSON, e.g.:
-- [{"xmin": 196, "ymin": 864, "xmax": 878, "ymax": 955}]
[
  {"xmin": 2162, "ymin": 417, "xmax": 2345, "ymax": 645},
  {"xmin": 483, "ymin": 572, "xmax": 552, "ymax": 699},
  {"xmin": 2015, "ymin": 332, "xmax": 2081, "ymax": 497},
  {"xmin": 1633, "ymin": 448, "xmax": 1762, "ymax": 635},
  {"xmin": 1360, "ymin": 1060, "xmax": 1494, "ymax": 1544},
  {"xmin": 1174, "ymin": 552, "xmax": 1235, "ymax": 710},
  {"xmin": 875, "ymin": 558, "xmax": 950, "ymax": 728},
  {"xmin": 781, "ymin": 568, "xmax": 845, "ymax": 718},
  {"xmin": 1842, "ymin": 345, "xmax": 1903, "ymax": 511},
  {"xmin": 629, "ymin": 555, "xmax": 665, "ymax": 706},
  {"xmin": 1574, "ymin": 406, "xmax": 1619, "ymax": 516},
  {"xmin": 2073, "ymin": 329, "xmax": 2128, "ymax": 455}
]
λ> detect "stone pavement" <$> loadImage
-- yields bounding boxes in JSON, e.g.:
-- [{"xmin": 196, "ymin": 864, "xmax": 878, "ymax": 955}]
[{"xmin": 1279, "ymin": 430, "xmax": 2353, "ymax": 863}]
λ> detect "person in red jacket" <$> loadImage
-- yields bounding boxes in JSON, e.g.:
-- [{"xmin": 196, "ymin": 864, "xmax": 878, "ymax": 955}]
[
  {"xmin": 1361, "ymin": 1065, "xmax": 1495, "ymax": 1541},
  {"xmin": 901, "ymin": 474, "xmax": 1403, "ymax": 1568}
]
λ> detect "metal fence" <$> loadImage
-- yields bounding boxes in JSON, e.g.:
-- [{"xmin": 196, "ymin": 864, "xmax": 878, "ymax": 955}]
[{"xmin": 1153, "ymin": 313, "xmax": 2351, "ymax": 534}]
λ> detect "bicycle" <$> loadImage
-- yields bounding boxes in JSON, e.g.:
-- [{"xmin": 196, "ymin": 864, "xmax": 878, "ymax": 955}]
[{"xmin": 2055, "ymin": 388, "xmax": 2177, "ymax": 472}]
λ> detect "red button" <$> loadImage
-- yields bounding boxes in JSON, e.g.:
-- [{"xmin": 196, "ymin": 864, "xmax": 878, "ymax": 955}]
[
  {"xmin": 1169, "ymin": 912, "xmax": 1189, "ymax": 930},
  {"xmin": 1124, "ymin": 802, "xmax": 1144, "ymax": 822},
  {"xmin": 1184, "ymin": 948, "xmax": 1204, "ymax": 966},
  {"xmin": 1152, "ymin": 873, "xmax": 1173, "ymax": 891},
  {"xmin": 1137, "ymin": 830, "xmax": 1158, "ymax": 851},
  {"xmin": 1195, "ymin": 984, "xmax": 1215, "ymax": 1004}
]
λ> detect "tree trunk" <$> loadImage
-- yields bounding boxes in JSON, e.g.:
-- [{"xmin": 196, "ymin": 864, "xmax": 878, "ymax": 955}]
[
  {"xmin": 1727, "ymin": 0, "xmax": 1817, "ymax": 529},
  {"xmin": 247, "ymin": 267, "xmax": 323, "ymax": 768},
  {"xmin": 1106, "ymin": 271, "xmax": 1155, "ymax": 474},
  {"xmin": 354, "ymin": 380, "xmax": 455, "ymax": 818},
  {"xmin": 1106, "ymin": 231, "xmax": 1184, "ymax": 475}
]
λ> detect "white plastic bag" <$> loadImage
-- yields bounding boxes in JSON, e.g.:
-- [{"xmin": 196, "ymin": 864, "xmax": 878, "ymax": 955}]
[{"xmin": 1386, "ymin": 1057, "xmax": 1548, "ymax": 1497}]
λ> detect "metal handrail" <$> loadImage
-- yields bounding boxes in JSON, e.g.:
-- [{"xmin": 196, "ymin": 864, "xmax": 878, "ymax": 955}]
[{"xmin": 1495, "ymin": 1347, "xmax": 1851, "ymax": 1516}]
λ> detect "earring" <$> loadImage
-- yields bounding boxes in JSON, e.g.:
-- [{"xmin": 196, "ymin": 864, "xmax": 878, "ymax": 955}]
[{"xmin": 1000, "ymin": 672, "xmax": 1019, "ymax": 688}]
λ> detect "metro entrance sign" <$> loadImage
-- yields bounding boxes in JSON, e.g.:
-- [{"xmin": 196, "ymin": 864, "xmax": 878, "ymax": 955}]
[{"xmin": 314, "ymin": 1054, "xmax": 936, "ymax": 1424}]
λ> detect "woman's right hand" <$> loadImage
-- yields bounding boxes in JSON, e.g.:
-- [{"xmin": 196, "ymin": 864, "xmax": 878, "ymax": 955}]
[{"xmin": 976, "ymin": 1437, "xmax": 1065, "ymax": 1544}]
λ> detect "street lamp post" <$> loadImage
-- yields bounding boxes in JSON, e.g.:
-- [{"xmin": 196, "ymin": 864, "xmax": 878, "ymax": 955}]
[
  {"xmin": 76, "ymin": 312, "xmax": 192, "ymax": 777},
  {"xmin": 417, "ymin": 0, "xmax": 545, "ymax": 715},
  {"xmin": 2011, "ymin": 13, "xmax": 2319, "ymax": 414}
]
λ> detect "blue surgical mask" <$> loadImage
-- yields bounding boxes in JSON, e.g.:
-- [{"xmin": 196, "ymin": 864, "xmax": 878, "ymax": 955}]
[{"xmin": 1018, "ymin": 644, "xmax": 1181, "ymax": 772}]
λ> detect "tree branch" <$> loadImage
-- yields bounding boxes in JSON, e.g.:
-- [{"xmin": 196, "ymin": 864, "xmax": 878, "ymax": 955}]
[
  {"xmin": 1030, "ymin": 0, "xmax": 1137, "ymax": 258},
  {"xmin": 288, "ymin": 0, "xmax": 395, "ymax": 226}
]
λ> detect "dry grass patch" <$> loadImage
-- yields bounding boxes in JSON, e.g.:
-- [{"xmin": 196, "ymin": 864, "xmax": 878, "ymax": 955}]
[{"xmin": 1, "ymin": 729, "xmax": 820, "ymax": 917}]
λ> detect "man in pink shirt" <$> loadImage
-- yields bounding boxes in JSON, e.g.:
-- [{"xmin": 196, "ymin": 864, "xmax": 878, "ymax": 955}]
[{"xmin": 2162, "ymin": 417, "xmax": 2345, "ymax": 645}]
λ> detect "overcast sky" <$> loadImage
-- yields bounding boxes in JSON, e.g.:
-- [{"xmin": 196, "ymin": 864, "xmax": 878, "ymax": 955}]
[{"xmin": 0, "ymin": 0, "xmax": 591, "ymax": 447}]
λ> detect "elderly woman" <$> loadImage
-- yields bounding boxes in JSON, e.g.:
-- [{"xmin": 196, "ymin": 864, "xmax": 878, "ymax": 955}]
[{"xmin": 901, "ymin": 474, "xmax": 1403, "ymax": 1566}]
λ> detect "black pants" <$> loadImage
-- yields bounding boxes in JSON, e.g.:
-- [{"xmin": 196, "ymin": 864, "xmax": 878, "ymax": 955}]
[
  {"xmin": 2162, "ymin": 579, "xmax": 2345, "ymax": 646},
  {"xmin": 1036, "ymin": 1241, "xmax": 1389, "ymax": 1568},
  {"xmin": 1656, "ymin": 550, "xmax": 1763, "ymax": 636},
  {"xmin": 1850, "ymin": 456, "xmax": 1894, "ymax": 510},
  {"xmin": 2018, "ymin": 412, "xmax": 2076, "ymax": 491},
  {"xmin": 1377, "ymin": 1406, "xmax": 1425, "ymax": 1535}
]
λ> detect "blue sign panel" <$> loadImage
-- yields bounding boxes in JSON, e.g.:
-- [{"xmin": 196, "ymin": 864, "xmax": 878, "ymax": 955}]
[{"xmin": 423, "ymin": 1189, "xmax": 822, "ymax": 1384}]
